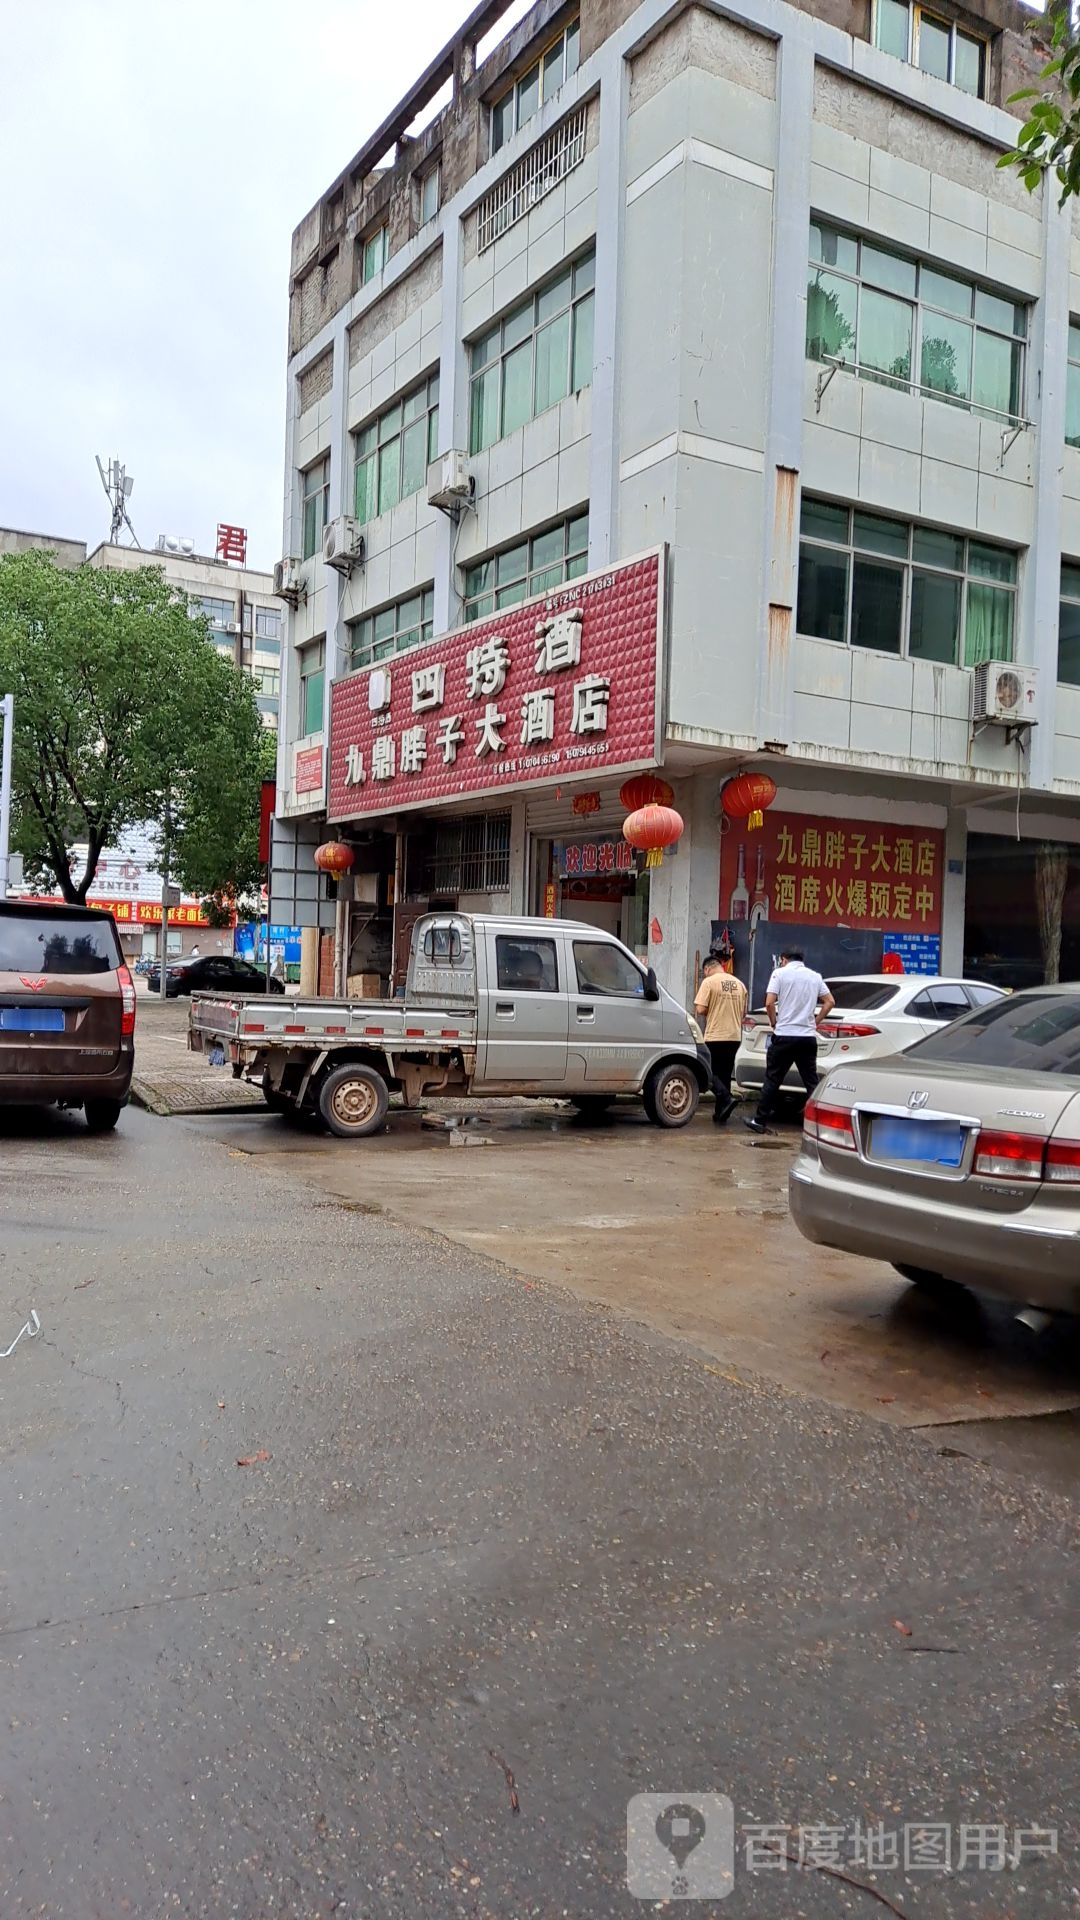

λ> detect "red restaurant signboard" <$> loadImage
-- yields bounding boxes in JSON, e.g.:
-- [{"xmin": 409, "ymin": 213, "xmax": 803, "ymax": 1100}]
[
  {"xmin": 328, "ymin": 550, "xmax": 664, "ymax": 821},
  {"xmin": 719, "ymin": 811, "xmax": 944, "ymax": 933}
]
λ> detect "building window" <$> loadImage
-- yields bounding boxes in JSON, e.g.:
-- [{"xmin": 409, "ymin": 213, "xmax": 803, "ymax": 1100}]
[
  {"xmin": 873, "ymin": 0, "xmax": 986, "ymax": 96},
  {"xmin": 1059, "ymin": 564, "xmax": 1080, "ymax": 684},
  {"xmin": 492, "ymin": 17, "xmax": 580, "ymax": 154},
  {"xmin": 301, "ymin": 456, "xmax": 330, "ymax": 560},
  {"xmin": 254, "ymin": 667, "xmax": 281, "ymax": 699},
  {"xmin": 463, "ymin": 510, "xmax": 589, "ymax": 622},
  {"xmin": 419, "ymin": 162, "xmax": 441, "ymax": 225},
  {"xmin": 796, "ymin": 498, "xmax": 1017, "ymax": 668},
  {"xmin": 411, "ymin": 814, "xmax": 513, "ymax": 894},
  {"xmin": 361, "ymin": 225, "xmax": 388, "ymax": 284},
  {"xmin": 1067, "ymin": 324, "xmax": 1080, "ymax": 449},
  {"xmin": 807, "ymin": 223, "xmax": 1026, "ymax": 422},
  {"xmin": 255, "ymin": 606, "xmax": 281, "ymax": 641},
  {"xmin": 469, "ymin": 254, "xmax": 595, "ymax": 453},
  {"xmin": 353, "ymin": 374, "xmax": 439, "ymax": 523},
  {"xmin": 348, "ymin": 588, "xmax": 436, "ymax": 669},
  {"xmin": 191, "ymin": 595, "xmax": 234, "ymax": 631},
  {"xmin": 254, "ymin": 634, "xmax": 281, "ymax": 658},
  {"xmin": 298, "ymin": 638, "xmax": 326, "ymax": 736}
]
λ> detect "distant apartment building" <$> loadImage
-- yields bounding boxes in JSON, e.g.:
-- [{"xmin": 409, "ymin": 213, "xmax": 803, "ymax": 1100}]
[
  {"xmin": 88, "ymin": 540, "xmax": 282, "ymax": 728},
  {"xmin": 0, "ymin": 526, "xmax": 87, "ymax": 568},
  {"xmin": 271, "ymin": 0, "xmax": 1080, "ymax": 998}
]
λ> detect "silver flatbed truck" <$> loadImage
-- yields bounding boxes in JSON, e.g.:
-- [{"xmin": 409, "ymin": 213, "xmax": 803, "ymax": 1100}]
[{"xmin": 188, "ymin": 912, "xmax": 710, "ymax": 1139}]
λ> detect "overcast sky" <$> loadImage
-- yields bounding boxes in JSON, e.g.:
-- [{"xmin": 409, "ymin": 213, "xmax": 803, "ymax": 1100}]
[{"xmin": 0, "ymin": 0, "xmax": 531, "ymax": 572}]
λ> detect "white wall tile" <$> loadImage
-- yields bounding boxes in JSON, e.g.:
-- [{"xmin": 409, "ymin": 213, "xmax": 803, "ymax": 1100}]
[
  {"xmin": 521, "ymin": 407, "xmax": 561, "ymax": 472},
  {"xmin": 910, "ymin": 710, "xmax": 969, "ymax": 765},
  {"xmin": 486, "ymin": 475, "xmax": 524, "ymax": 548},
  {"xmin": 563, "ymin": 194, "xmax": 598, "ymax": 258},
  {"xmin": 851, "ymin": 649, "xmax": 914, "ymax": 709},
  {"xmin": 929, "ymin": 175, "xmax": 988, "ymax": 236},
  {"xmin": 921, "ymin": 402, "xmax": 981, "ymax": 470},
  {"xmin": 869, "ymin": 148, "xmax": 931, "ymax": 210},
  {"xmin": 491, "ymin": 245, "xmax": 531, "ymax": 313},
  {"xmin": 792, "ymin": 691, "xmax": 850, "ymax": 750},
  {"xmin": 461, "ymin": 285, "xmax": 495, "ymax": 336},
  {"xmin": 394, "ymin": 341, "xmax": 421, "ymax": 389},
  {"xmin": 388, "ymin": 537, "xmax": 420, "ymax": 598},
  {"xmin": 859, "ymin": 438, "xmax": 921, "ymax": 516},
  {"xmin": 859, "ymin": 380, "xmax": 923, "ymax": 454},
  {"xmin": 850, "ymin": 699, "xmax": 912, "ymax": 756},
  {"xmin": 389, "ymin": 492, "xmax": 418, "ymax": 544},
  {"xmin": 811, "ymin": 121, "xmax": 870, "ymax": 184},
  {"xmin": 525, "ymin": 220, "xmax": 568, "ymax": 288},
  {"xmin": 794, "ymin": 636, "xmax": 852, "ymax": 700},
  {"xmin": 565, "ymin": 147, "xmax": 599, "ymax": 213},
  {"xmin": 984, "ymin": 238, "xmax": 1041, "ymax": 299},
  {"xmin": 558, "ymin": 434, "xmax": 590, "ymax": 513},
  {"xmin": 486, "ymin": 426, "xmax": 525, "ymax": 493},
  {"xmin": 981, "ymin": 419, "xmax": 1032, "ymax": 485},
  {"xmin": 687, "ymin": 72, "xmax": 776, "ymax": 170},
  {"xmin": 414, "ymin": 518, "xmax": 437, "ymax": 588},
  {"xmin": 526, "ymin": 179, "xmax": 567, "ymax": 244},
  {"xmin": 802, "ymin": 419, "xmax": 860, "ymax": 498},
  {"xmin": 370, "ymin": 331, "xmax": 396, "ymax": 381},
  {"xmin": 804, "ymin": 360, "xmax": 862, "ymax": 437},
  {"xmin": 867, "ymin": 188, "xmax": 929, "ymax": 255},
  {"xmin": 928, "ymin": 214, "xmax": 987, "ymax": 278},
  {"xmin": 491, "ymin": 220, "xmax": 529, "ymax": 276},
  {"xmin": 369, "ymin": 365, "xmax": 396, "ymax": 412},
  {"xmin": 920, "ymin": 456, "xmax": 979, "ymax": 529},
  {"xmin": 521, "ymin": 454, "xmax": 560, "ymax": 531},
  {"xmin": 988, "ymin": 201, "xmax": 1042, "ymax": 258},
  {"xmin": 975, "ymin": 470, "xmax": 1034, "ymax": 544},
  {"xmin": 809, "ymin": 162, "xmax": 869, "ymax": 231}
]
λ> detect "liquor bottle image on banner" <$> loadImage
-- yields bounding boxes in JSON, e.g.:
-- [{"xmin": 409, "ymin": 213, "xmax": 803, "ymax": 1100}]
[
  {"xmin": 729, "ymin": 842, "xmax": 750, "ymax": 921},
  {"xmin": 750, "ymin": 842, "xmax": 769, "ymax": 928}
]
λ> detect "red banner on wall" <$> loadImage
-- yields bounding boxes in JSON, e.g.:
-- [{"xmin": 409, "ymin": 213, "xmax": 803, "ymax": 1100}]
[
  {"xmin": 719, "ymin": 812, "xmax": 944, "ymax": 933},
  {"xmin": 328, "ymin": 551, "xmax": 664, "ymax": 821}
]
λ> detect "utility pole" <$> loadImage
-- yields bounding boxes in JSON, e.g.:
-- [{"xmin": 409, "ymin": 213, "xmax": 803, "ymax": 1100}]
[
  {"xmin": 159, "ymin": 789, "xmax": 172, "ymax": 1000},
  {"xmin": 0, "ymin": 692, "xmax": 13, "ymax": 903}
]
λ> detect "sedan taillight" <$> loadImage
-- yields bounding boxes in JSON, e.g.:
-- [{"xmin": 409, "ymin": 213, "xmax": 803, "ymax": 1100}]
[
  {"xmin": 819, "ymin": 1022, "xmax": 880, "ymax": 1038},
  {"xmin": 803, "ymin": 1096, "xmax": 856, "ymax": 1151},
  {"xmin": 973, "ymin": 1128, "xmax": 1044, "ymax": 1182},
  {"xmin": 117, "ymin": 963, "xmax": 137, "ymax": 1037},
  {"xmin": 1044, "ymin": 1139, "xmax": 1080, "ymax": 1184}
]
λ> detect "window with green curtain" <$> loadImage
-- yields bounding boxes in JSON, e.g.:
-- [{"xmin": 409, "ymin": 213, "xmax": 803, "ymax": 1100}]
[
  {"xmin": 299, "ymin": 640, "xmax": 326, "ymax": 735},
  {"xmin": 796, "ymin": 496, "xmax": 1017, "ymax": 667},
  {"xmin": 348, "ymin": 588, "xmax": 435, "ymax": 668},
  {"xmin": 1059, "ymin": 563, "xmax": 1080, "ymax": 684},
  {"xmin": 1066, "ymin": 325, "xmax": 1080, "ymax": 449},
  {"xmin": 301, "ymin": 458, "xmax": 329, "ymax": 560},
  {"xmin": 468, "ymin": 250, "xmax": 596, "ymax": 453}
]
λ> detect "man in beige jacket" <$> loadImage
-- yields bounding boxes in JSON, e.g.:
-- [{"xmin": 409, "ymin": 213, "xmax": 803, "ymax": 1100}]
[{"xmin": 694, "ymin": 954, "xmax": 748, "ymax": 1125}]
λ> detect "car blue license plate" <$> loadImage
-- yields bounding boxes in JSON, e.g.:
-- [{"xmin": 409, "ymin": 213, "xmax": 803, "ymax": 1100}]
[
  {"xmin": 871, "ymin": 1115, "xmax": 965, "ymax": 1167},
  {"xmin": 0, "ymin": 1007, "xmax": 64, "ymax": 1032}
]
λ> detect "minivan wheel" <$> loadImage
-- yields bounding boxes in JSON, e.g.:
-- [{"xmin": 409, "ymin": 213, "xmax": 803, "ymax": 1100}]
[
  {"xmin": 644, "ymin": 1061, "xmax": 700, "ymax": 1128},
  {"xmin": 317, "ymin": 1063, "xmax": 389, "ymax": 1139},
  {"xmin": 84, "ymin": 1098, "xmax": 123, "ymax": 1133}
]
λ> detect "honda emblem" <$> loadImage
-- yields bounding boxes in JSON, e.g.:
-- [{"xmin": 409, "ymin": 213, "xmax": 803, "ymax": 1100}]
[{"xmin": 907, "ymin": 1089, "xmax": 930, "ymax": 1111}]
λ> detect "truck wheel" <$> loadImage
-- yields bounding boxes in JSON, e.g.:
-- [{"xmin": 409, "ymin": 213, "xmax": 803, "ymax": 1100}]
[
  {"xmin": 644, "ymin": 1062, "xmax": 699, "ymax": 1129},
  {"xmin": 317, "ymin": 1063, "xmax": 389, "ymax": 1139},
  {"xmin": 84, "ymin": 1098, "xmax": 122, "ymax": 1133}
]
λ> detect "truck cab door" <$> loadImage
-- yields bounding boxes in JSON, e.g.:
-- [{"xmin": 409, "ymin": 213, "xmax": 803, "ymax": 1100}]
[
  {"xmin": 565, "ymin": 934, "xmax": 666, "ymax": 1090},
  {"xmin": 477, "ymin": 930, "xmax": 569, "ymax": 1087}
]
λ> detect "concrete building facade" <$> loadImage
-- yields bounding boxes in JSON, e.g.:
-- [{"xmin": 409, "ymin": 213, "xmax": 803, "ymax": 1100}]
[{"xmin": 271, "ymin": 0, "xmax": 1080, "ymax": 1000}]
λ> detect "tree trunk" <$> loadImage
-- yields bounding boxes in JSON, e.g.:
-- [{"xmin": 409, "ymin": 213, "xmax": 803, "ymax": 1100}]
[{"xmin": 1035, "ymin": 843, "xmax": 1069, "ymax": 984}]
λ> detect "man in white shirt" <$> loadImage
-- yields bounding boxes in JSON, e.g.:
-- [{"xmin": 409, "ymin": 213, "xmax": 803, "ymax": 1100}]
[{"xmin": 744, "ymin": 947, "xmax": 834, "ymax": 1134}]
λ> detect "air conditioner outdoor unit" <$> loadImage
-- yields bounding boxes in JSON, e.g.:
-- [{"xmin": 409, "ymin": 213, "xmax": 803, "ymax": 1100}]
[
  {"xmin": 273, "ymin": 557, "xmax": 303, "ymax": 606},
  {"xmin": 322, "ymin": 516, "xmax": 365, "ymax": 574},
  {"xmin": 428, "ymin": 448, "xmax": 474, "ymax": 512},
  {"xmin": 972, "ymin": 661, "xmax": 1038, "ymax": 727}
]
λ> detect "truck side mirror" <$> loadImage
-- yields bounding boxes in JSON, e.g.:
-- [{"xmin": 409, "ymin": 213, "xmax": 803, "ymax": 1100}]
[{"xmin": 644, "ymin": 966, "xmax": 660, "ymax": 1002}]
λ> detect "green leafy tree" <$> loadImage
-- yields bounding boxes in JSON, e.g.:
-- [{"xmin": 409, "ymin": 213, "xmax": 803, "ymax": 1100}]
[
  {"xmin": 0, "ymin": 551, "xmax": 267, "ymax": 909},
  {"xmin": 999, "ymin": 8, "xmax": 1078, "ymax": 198}
]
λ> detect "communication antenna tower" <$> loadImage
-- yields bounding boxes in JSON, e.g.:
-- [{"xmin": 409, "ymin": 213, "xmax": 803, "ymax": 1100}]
[{"xmin": 94, "ymin": 456, "xmax": 141, "ymax": 547}]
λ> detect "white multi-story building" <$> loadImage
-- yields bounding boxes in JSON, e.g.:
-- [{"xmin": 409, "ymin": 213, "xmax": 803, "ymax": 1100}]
[
  {"xmin": 272, "ymin": 0, "xmax": 1080, "ymax": 1000},
  {"xmin": 89, "ymin": 540, "xmax": 283, "ymax": 729}
]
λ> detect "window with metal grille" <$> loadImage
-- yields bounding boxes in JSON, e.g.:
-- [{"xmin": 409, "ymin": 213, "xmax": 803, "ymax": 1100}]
[
  {"xmin": 479, "ymin": 107, "xmax": 587, "ymax": 252},
  {"xmin": 415, "ymin": 814, "xmax": 512, "ymax": 894}
]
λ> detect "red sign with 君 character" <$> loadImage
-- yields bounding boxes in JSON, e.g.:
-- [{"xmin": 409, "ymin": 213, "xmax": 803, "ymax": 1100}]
[
  {"xmin": 719, "ymin": 812, "xmax": 944, "ymax": 932},
  {"xmin": 216, "ymin": 523, "xmax": 248, "ymax": 565},
  {"xmin": 327, "ymin": 551, "xmax": 664, "ymax": 821}
]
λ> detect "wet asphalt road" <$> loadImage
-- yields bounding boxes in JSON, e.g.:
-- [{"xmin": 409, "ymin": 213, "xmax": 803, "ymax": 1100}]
[{"xmin": 1, "ymin": 1104, "xmax": 1078, "ymax": 1919}]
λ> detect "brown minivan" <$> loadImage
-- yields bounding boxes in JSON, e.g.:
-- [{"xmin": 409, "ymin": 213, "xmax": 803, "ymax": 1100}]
[{"xmin": 0, "ymin": 902, "xmax": 135, "ymax": 1130}]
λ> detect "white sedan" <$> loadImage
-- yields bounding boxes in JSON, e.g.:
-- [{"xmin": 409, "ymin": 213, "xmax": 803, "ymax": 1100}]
[{"xmin": 734, "ymin": 974, "xmax": 1006, "ymax": 1094}]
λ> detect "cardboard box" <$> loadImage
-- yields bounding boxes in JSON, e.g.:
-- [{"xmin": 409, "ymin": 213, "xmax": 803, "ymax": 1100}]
[{"xmin": 347, "ymin": 972, "xmax": 382, "ymax": 999}]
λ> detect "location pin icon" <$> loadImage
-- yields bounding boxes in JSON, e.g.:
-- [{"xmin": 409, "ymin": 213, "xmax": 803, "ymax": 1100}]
[{"xmin": 656, "ymin": 1802, "xmax": 707, "ymax": 1872}]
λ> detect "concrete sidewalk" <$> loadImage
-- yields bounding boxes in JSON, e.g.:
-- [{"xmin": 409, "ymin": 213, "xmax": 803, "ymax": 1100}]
[{"xmin": 130, "ymin": 993, "xmax": 264, "ymax": 1114}]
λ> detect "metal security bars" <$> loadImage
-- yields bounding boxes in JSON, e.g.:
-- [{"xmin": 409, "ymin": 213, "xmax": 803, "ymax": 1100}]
[{"xmin": 478, "ymin": 107, "xmax": 588, "ymax": 254}]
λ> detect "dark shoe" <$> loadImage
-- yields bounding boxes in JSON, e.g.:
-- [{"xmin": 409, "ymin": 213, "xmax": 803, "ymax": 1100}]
[
  {"xmin": 713, "ymin": 1096, "xmax": 738, "ymax": 1125},
  {"xmin": 743, "ymin": 1116, "xmax": 772, "ymax": 1135}
]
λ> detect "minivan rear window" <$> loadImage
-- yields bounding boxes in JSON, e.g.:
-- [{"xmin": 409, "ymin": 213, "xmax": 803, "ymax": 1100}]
[
  {"xmin": 907, "ymin": 991, "xmax": 1080, "ymax": 1075},
  {"xmin": 0, "ymin": 913, "xmax": 122, "ymax": 975},
  {"xmin": 824, "ymin": 981, "xmax": 901, "ymax": 1011}
]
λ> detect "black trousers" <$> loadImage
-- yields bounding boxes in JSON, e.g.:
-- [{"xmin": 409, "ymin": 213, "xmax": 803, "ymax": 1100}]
[
  {"xmin": 755, "ymin": 1034, "xmax": 819, "ymax": 1122},
  {"xmin": 707, "ymin": 1040, "xmax": 738, "ymax": 1103}
]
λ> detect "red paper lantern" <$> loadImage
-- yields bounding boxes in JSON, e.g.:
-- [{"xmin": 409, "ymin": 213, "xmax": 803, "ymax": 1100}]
[
  {"xmin": 623, "ymin": 803, "xmax": 684, "ymax": 869},
  {"xmin": 882, "ymin": 950, "xmax": 905, "ymax": 975},
  {"xmin": 720, "ymin": 772, "xmax": 777, "ymax": 831},
  {"xmin": 619, "ymin": 773, "xmax": 675, "ymax": 812},
  {"xmin": 313, "ymin": 840, "xmax": 355, "ymax": 878}
]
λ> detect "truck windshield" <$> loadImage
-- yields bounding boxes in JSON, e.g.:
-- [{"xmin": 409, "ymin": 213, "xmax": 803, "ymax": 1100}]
[
  {"xmin": 0, "ymin": 913, "xmax": 121, "ymax": 975},
  {"xmin": 906, "ymin": 991, "xmax": 1080, "ymax": 1075}
]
